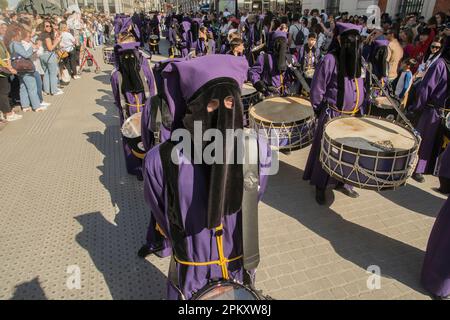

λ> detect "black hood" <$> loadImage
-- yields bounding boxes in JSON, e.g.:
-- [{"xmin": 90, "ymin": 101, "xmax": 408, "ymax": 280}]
[
  {"xmin": 273, "ymin": 36, "xmax": 288, "ymax": 73},
  {"xmin": 369, "ymin": 45, "xmax": 388, "ymax": 78},
  {"xmin": 339, "ymin": 30, "xmax": 362, "ymax": 78},
  {"xmin": 118, "ymin": 50, "xmax": 144, "ymax": 94},
  {"xmin": 183, "ymin": 77, "xmax": 244, "ymax": 229}
]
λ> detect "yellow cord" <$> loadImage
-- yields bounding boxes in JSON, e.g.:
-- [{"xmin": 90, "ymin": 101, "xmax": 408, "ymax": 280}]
[{"xmin": 328, "ymin": 78, "xmax": 360, "ymax": 115}]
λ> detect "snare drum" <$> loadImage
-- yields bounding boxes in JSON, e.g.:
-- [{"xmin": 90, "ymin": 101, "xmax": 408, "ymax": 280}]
[
  {"xmin": 102, "ymin": 46, "xmax": 115, "ymax": 65},
  {"xmin": 191, "ymin": 281, "xmax": 267, "ymax": 300},
  {"xmin": 149, "ymin": 35, "xmax": 160, "ymax": 45},
  {"xmin": 121, "ymin": 112, "xmax": 146, "ymax": 159},
  {"xmin": 241, "ymin": 83, "xmax": 262, "ymax": 126},
  {"xmin": 249, "ymin": 96, "xmax": 316, "ymax": 151},
  {"xmin": 320, "ymin": 116, "xmax": 420, "ymax": 191}
]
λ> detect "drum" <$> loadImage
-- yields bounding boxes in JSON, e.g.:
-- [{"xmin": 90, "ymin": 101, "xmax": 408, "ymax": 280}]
[
  {"xmin": 191, "ymin": 281, "xmax": 266, "ymax": 300},
  {"xmin": 102, "ymin": 46, "xmax": 115, "ymax": 65},
  {"xmin": 320, "ymin": 116, "xmax": 420, "ymax": 191},
  {"xmin": 249, "ymin": 96, "xmax": 316, "ymax": 151},
  {"xmin": 149, "ymin": 35, "xmax": 160, "ymax": 45},
  {"xmin": 121, "ymin": 112, "xmax": 145, "ymax": 159},
  {"xmin": 251, "ymin": 43, "xmax": 266, "ymax": 62},
  {"xmin": 241, "ymin": 83, "xmax": 262, "ymax": 126},
  {"xmin": 368, "ymin": 96, "xmax": 398, "ymax": 121}
]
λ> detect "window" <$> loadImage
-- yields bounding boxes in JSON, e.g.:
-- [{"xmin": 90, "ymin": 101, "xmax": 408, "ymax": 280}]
[
  {"xmin": 326, "ymin": 0, "xmax": 340, "ymax": 17},
  {"xmin": 398, "ymin": 0, "xmax": 425, "ymax": 17}
]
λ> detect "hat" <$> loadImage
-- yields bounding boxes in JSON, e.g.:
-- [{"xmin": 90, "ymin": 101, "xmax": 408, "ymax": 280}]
[
  {"xmin": 166, "ymin": 54, "xmax": 249, "ymax": 102},
  {"xmin": 336, "ymin": 22, "xmax": 363, "ymax": 35}
]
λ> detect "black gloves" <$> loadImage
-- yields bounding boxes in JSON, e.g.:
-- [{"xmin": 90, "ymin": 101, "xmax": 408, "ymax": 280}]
[{"xmin": 254, "ymin": 80, "xmax": 268, "ymax": 94}]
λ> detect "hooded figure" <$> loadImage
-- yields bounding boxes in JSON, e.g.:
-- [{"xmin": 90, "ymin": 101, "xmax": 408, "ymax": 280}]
[
  {"xmin": 111, "ymin": 25, "xmax": 156, "ymax": 179},
  {"xmin": 243, "ymin": 14, "xmax": 260, "ymax": 66},
  {"xmin": 248, "ymin": 31, "xmax": 297, "ymax": 96},
  {"xmin": 142, "ymin": 55, "xmax": 271, "ymax": 300},
  {"xmin": 407, "ymin": 37, "xmax": 449, "ymax": 183},
  {"xmin": 303, "ymin": 23, "xmax": 367, "ymax": 205},
  {"xmin": 179, "ymin": 20, "xmax": 193, "ymax": 57}
]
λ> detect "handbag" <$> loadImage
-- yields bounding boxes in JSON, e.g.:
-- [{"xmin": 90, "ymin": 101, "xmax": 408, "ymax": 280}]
[
  {"xmin": 57, "ymin": 49, "xmax": 69, "ymax": 60},
  {"xmin": 11, "ymin": 58, "xmax": 35, "ymax": 73}
]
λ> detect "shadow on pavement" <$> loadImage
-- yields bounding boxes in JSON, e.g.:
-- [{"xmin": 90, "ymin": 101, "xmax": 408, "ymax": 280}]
[
  {"xmin": 10, "ymin": 277, "xmax": 47, "ymax": 300},
  {"xmin": 76, "ymin": 90, "xmax": 167, "ymax": 299},
  {"xmin": 262, "ymin": 160, "xmax": 428, "ymax": 295},
  {"xmin": 377, "ymin": 183, "xmax": 444, "ymax": 218}
]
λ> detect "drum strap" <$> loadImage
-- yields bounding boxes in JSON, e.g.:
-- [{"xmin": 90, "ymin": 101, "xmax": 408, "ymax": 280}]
[{"xmin": 242, "ymin": 131, "xmax": 260, "ymax": 279}]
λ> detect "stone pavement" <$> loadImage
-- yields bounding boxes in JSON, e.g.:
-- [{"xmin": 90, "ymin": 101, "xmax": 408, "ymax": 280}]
[{"xmin": 0, "ymin": 40, "xmax": 446, "ymax": 300}]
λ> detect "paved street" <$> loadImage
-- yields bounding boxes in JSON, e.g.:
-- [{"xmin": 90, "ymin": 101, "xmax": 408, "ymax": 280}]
[{"xmin": 0, "ymin": 39, "xmax": 446, "ymax": 300}]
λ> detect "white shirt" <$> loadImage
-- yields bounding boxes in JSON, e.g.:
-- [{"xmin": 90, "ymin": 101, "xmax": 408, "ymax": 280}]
[
  {"xmin": 223, "ymin": 12, "xmax": 231, "ymax": 18},
  {"xmin": 60, "ymin": 32, "xmax": 76, "ymax": 52}
]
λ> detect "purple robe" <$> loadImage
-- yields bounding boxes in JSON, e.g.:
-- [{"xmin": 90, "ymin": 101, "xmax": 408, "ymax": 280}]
[
  {"xmin": 180, "ymin": 21, "xmax": 192, "ymax": 58},
  {"xmin": 110, "ymin": 49, "xmax": 156, "ymax": 176},
  {"xmin": 303, "ymin": 53, "xmax": 366, "ymax": 189},
  {"xmin": 421, "ymin": 195, "xmax": 450, "ymax": 297},
  {"xmin": 194, "ymin": 39, "xmax": 216, "ymax": 56},
  {"xmin": 248, "ymin": 53, "xmax": 298, "ymax": 96},
  {"xmin": 143, "ymin": 140, "xmax": 271, "ymax": 300},
  {"xmin": 409, "ymin": 58, "xmax": 448, "ymax": 174}
]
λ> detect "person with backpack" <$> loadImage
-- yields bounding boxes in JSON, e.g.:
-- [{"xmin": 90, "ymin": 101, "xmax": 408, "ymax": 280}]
[{"xmin": 288, "ymin": 14, "xmax": 307, "ymax": 55}]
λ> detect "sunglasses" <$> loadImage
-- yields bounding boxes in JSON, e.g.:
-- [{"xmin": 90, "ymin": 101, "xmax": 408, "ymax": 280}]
[
  {"xmin": 431, "ymin": 45, "xmax": 441, "ymax": 49},
  {"xmin": 45, "ymin": 25, "xmax": 51, "ymax": 28}
]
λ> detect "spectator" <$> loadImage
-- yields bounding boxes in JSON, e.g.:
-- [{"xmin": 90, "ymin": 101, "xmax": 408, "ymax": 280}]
[
  {"xmin": 9, "ymin": 27, "xmax": 45, "ymax": 112},
  {"xmin": 40, "ymin": 20, "xmax": 63, "ymax": 96},
  {"xmin": 0, "ymin": 33, "xmax": 21, "ymax": 122},
  {"xmin": 288, "ymin": 13, "xmax": 305, "ymax": 54},
  {"xmin": 399, "ymin": 27, "xmax": 415, "ymax": 58},
  {"xmin": 385, "ymin": 29, "xmax": 404, "ymax": 81},
  {"xmin": 59, "ymin": 23, "xmax": 79, "ymax": 80}
]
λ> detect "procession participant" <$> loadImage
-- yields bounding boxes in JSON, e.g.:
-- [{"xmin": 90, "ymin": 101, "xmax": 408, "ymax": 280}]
[
  {"xmin": 437, "ymin": 145, "xmax": 450, "ymax": 194},
  {"xmin": 421, "ymin": 193, "xmax": 450, "ymax": 300},
  {"xmin": 179, "ymin": 19, "xmax": 192, "ymax": 57},
  {"xmin": 111, "ymin": 17, "xmax": 156, "ymax": 180},
  {"xmin": 168, "ymin": 18, "xmax": 179, "ymax": 58},
  {"xmin": 149, "ymin": 14, "xmax": 161, "ymax": 55},
  {"xmin": 303, "ymin": 23, "xmax": 366, "ymax": 205},
  {"xmin": 406, "ymin": 36, "xmax": 449, "ymax": 183},
  {"xmin": 228, "ymin": 37, "xmax": 245, "ymax": 56},
  {"xmin": 194, "ymin": 27, "xmax": 215, "ymax": 56},
  {"xmin": 142, "ymin": 54, "xmax": 271, "ymax": 300},
  {"xmin": 248, "ymin": 30, "xmax": 298, "ymax": 96},
  {"xmin": 242, "ymin": 14, "xmax": 260, "ymax": 65}
]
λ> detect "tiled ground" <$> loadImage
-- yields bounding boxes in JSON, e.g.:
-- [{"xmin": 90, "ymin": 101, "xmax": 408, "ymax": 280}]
[{"xmin": 0, "ymin": 41, "xmax": 445, "ymax": 300}]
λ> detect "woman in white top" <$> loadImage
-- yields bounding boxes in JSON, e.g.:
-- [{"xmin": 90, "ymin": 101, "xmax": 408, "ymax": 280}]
[
  {"xmin": 60, "ymin": 23, "xmax": 79, "ymax": 79},
  {"xmin": 415, "ymin": 35, "xmax": 445, "ymax": 80}
]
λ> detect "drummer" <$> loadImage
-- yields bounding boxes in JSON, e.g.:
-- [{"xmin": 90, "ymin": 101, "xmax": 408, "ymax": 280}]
[
  {"xmin": 406, "ymin": 35, "xmax": 449, "ymax": 183},
  {"xmin": 142, "ymin": 55, "xmax": 271, "ymax": 299},
  {"xmin": 297, "ymin": 32, "xmax": 320, "ymax": 94},
  {"xmin": 248, "ymin": 31, "xmax": 298, "ymax": 96},
  {"xmin": 149, "ymin": 14, "xmax": 161, "ymax": 55},
  {"xmin": 303, "ymin": 22, "xmax": 366, "ymax": 205},
  {"xmin": 242, "ymin": 14, "xmax": 261, "ymax": 66},
  {"xmin": 111, "ymin": 17, "xmax": 156, "ymax": 180}
]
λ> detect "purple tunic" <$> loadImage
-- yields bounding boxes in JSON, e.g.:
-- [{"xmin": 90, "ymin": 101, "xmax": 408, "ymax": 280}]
[
  {"xmin": 409, "ymin": 58, "xmax": 448, "ymax": 174},
  {"xmin": 180, "ymin": 21, "xmax": 192, "ymax": 58},
  {"xmin": 303, "ymin": 53, "xmax": 366, "ymax": 189},
  {"xmin": 110, "ymin": 50, "xmax": 156, "ymax": 176},
  {"xmin": 143, "ymin": 140, "xmax": 271, "ymax": 300},
  {"xmin": 421, "ymin": 195, "xmax": 450, "ymax": 297},
  {"xmin": 194, "ymin": 39, "xmax": 216, "ymax": 56}
]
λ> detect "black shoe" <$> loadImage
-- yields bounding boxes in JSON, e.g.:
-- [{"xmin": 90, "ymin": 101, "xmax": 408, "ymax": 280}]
[
  {"xmin": 136, "ymin": 171, "xmax": 143, "ymax": 181},
  {"xmin": 316, "ymin": 187, "xmax": 326, "ymax": 205},
  {"xmin": 335, "ymin": 185, "xmax": 360, "ymax": 198},
  {"xmin": 137, "ymin": 245, "xmax": 151, "ymax": 258},
  {"xmin": 412, "ymin": 173, "xmax": 425, "ymax": 183},
  {"xmin": 436, "ymin": 187, "xmax": 450, "ymax": 195}
]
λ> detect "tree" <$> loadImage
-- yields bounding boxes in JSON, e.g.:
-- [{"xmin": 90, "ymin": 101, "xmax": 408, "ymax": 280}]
[{"xmin": 0, "ymin": 0, "xmax": 8, "ymax": 11}]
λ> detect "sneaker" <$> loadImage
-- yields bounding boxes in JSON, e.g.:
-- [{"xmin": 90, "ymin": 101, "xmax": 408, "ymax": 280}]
[
  {"xmin": 35, "ymin": 106, "xmax": 47, "ymax": 112},
  {"xmin": 42, "ymin": 92, "xmax": 50, "ymax": 96},
  {"xmin": 6, "ymin": 113, "xmax": 23, "ymax": 121},
  {"xmin": 40, "ymin": 102, "xmax": 51, "ymax": 107},
  {"xmin": 73, "ymin": 75, "xmax": 81, "ymax": 80},
  {"xmin": 52, "ymin": 90, "xmax": 64, "ymax": 96},
  {"xmin": 22, "ymin": 107, "xmax": 32, "ymax": 112}
]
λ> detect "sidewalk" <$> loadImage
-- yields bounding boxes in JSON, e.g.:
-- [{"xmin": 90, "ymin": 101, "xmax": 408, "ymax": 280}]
[{"xmin": 0, "ymin": 42, "xmax": 444, "ymax": 299}]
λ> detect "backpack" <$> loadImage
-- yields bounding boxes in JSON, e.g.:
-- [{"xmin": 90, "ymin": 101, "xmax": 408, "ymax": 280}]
[{"xmin": 293, "ymin": 25, "xmax": 305, "ymax": 46}]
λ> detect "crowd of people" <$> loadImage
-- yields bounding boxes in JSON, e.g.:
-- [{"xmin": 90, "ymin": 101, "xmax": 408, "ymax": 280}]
[
  {"xmin": 107, "ymin": 7, "xmax": 450, "ymax": 301},
  {"xmin": 0, "ymin": 10, "xmax": 115, "ymax": 125}
]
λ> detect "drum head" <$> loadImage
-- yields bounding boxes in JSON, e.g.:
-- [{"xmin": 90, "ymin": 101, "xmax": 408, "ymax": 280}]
[
  {"xmin": 241, "ymin": 83, "xmax": 256, "ymax": 96},
  {"xmin": 249, "ymin": 96, "xmax": 313, "ymax": 125},
  {"xmin": 121, "ymin": 112, "xmax": 142, "ymax": 138},
  {"xmin": 193, "ymin": 282, "xmax": 260, "ymax": 300},
  {"xmin": 325, "ymin": 117, "xmax": 417, "ymax": 153}
]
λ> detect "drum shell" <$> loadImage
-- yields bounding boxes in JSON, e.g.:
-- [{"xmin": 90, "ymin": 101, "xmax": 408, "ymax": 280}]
[
  {"xmin": 320, "ymin": 116, "xmax": 419, "ymax": 191},
  {"xmin": 190, "ymin": 281, "xmax": 265, "ymax": 300},
  {"xmin": 241, "ymin": 91, "xmax": 262, "ymax": 127}
]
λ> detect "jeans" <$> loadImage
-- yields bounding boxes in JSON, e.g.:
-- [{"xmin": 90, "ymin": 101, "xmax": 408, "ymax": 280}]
[
  {"xmin": 98, "ymin": 32, "xmax": 103, "ymax": 46},
  {"xmin": 40, "ymin": 52, "xmax": 59, "ymax": 94},
  {"xmin": 19, "ymin": 72, "xmax": 41, "ymax": 109},
  {"xmin": 34, "ymin": 71, "xmax": 43, "ymax": 102}
]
